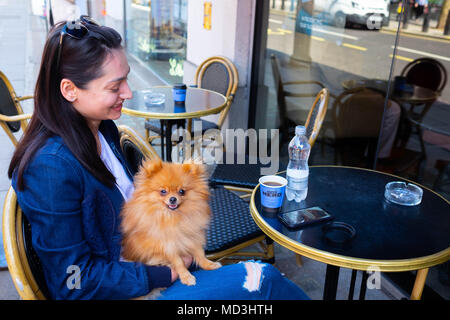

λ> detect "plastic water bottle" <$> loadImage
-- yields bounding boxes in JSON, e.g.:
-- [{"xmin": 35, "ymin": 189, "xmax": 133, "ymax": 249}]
[{"xmin": 286, "ymin": 125, "xmax": 310, "ymax": 202}]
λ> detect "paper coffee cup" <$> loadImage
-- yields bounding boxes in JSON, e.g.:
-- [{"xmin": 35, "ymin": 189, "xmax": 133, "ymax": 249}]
[{"xmin": 259, "ymin": 175, "xmax": 287, "ymax": 213}]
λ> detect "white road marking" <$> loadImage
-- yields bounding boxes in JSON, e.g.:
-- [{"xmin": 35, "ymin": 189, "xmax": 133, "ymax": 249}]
[
  {"xmin": 269, "ymin": 18, "xmax": 283, "ymax": 24},
  {"xmin": 313, "ymin": 28, "xmax": 359, "ymax": 40},
  {"xmin": 392, "ymin": 46, "xmax": 450, "ymax": 62}
]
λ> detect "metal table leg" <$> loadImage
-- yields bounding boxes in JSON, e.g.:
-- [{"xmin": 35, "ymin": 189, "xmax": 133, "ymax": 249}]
[
  {"xmin": 160, "ymin": 120, "xmax": 165, "ymax": 160},
  {"xmin": 323, "ymin": 265, "xmax": 340, "ymax": 300},
  {"xmin": 359, "ymin": 271, "xmax": 369, "ymax": 300},
  {"xmin": 164, "ymin": 120, "xmax": 173, "ymax": 162},
  {"xmin": 348, "ymin": 270, "xmax": 357, "ymax": 300}
]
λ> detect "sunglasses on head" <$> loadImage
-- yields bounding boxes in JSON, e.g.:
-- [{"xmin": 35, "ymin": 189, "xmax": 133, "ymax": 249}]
[{"xmin": 56, "ymin": 15, "xmax": 100, "ymax": 71}]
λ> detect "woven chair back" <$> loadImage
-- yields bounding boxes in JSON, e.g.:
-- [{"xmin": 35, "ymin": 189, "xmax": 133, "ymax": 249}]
[{"xmin": 0, "ymin": 72, "xmax": 21, "ymax": 132}]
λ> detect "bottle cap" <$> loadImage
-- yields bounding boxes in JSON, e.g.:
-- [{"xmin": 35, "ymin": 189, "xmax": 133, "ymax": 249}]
[{"xmin": 295, "ymin": 125, "xmax": 306, "ymax": 136}]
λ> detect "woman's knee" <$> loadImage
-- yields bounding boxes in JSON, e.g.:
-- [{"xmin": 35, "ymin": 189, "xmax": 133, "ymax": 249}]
[
  {"xmin": 239, "ymin": 261, "xmax": 281, "ymax": 291},
  {"xmin": 239, "ymin": 261, "xmax": 309, "ymax": 300}
]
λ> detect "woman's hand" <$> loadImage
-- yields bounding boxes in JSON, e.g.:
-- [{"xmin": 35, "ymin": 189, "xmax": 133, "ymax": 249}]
[{"xmin": 170, "ymin": 255, "xmax": 194, "ymax": 282}]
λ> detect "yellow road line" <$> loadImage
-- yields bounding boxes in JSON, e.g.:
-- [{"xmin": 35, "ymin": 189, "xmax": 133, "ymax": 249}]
[
  {"xmin": 267, "ymin": 28, "xmax": 291, "ymax": 35},
  {"xmin": 311, "ymin": 35, "xmax": 325, "ymax": 42},
  {"xmin": 342, "ymin": 43, "xmax": 367, "ymax": 51},
  {"xmin": 389, "ymin": 54, "xmax": 414, "ymax": 62},
  {"xmin": 277, "ymin": 28, "xmax": 292, "ymax": 34},
  {"xmin": 267, "ymin": 28, "xmax": 283, "ymax": 35}
]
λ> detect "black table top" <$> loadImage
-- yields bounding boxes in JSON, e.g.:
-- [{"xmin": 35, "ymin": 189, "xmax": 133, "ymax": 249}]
[
  {"xmin": 253, "ymin": 166, "xmax": 450, "ymax": 265},
  {"xmin": 341, "ymin": 79, "xmax": 438, "ymax": 104}
]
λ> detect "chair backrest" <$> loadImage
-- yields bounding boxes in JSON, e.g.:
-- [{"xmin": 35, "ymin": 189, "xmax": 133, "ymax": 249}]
[
  {"xmin": 270, "ymin": 54, "xmax": 288, "ymax": 123},
  {"xmin": 194, "ymin": 56, "xmax": 239, "ymax": 128},
  {"xmin": 0, "ymin": 71, "xmax": 32, "ymax": 146},
  {"xmin": 331, "ymin": 88, "xmax": 389, "ymax": 167},
  {"xmin": 332, "ymin": 87, "xmax": 386, "ymax": 139},
  {"xmin": 0, "ymin": 71, "xmax": 22, "ymax": 132},
  {"xmin": 117, "ymin": 125, "xmax": 160, "ymax": 175},
  {"xmin": 400, "ymin": 57, "xmax": 447, "ymax": 94},
  {"xmin": 304, "ymin": 88, "xmax": 329, "ymax": 148},
  {"xmin": 2, "ymin": 187, "xmax": 48, "ymax": 300}
]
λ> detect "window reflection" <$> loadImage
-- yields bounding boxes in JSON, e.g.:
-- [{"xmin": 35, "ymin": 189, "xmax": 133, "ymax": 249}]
[
  {"xmin": 126, "ymin": 0, "xmax": 187, "ymax": 83},
  {"xmin": 256, "ymin": 0, "xmax": 449, "ymax": 200}
]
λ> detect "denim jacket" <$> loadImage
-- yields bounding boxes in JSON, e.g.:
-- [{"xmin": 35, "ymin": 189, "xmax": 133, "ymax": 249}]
[{"xmin": 12, "ymin": 120, "xmax": 171, "ymax": 299}]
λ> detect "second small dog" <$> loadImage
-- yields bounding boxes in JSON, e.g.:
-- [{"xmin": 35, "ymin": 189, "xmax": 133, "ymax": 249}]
[{"xmin": 120, "ymin": 159, "xmax": 221, "ymax": 286}]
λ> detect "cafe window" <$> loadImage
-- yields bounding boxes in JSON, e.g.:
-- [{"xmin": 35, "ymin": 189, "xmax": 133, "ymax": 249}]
[
  {"xmin": 125, "ymin": 0, "xmax": 188, "ymax": 83},
  {"xmin": 251, "ymin": 0, "xmax": 450, "ymax": 200}
]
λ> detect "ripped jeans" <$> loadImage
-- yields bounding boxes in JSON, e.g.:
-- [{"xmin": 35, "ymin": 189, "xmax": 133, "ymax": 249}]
[{"xmin": 157, "ymin": 261, "xmax": 310, "ymax": 300}]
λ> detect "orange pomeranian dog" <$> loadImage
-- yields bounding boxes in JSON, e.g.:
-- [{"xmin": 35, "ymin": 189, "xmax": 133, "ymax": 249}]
[{"xmin": 120, "ymin": 159, "xmax": 221, "ymax": 286}]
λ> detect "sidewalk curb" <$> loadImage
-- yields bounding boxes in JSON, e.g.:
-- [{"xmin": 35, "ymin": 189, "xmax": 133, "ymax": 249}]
[{"xmin": 382, "ymin": 26, "xmax": 450, "ymax": 41}]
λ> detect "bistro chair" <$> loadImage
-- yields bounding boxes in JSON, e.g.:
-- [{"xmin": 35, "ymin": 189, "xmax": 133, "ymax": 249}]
[
  {"xmin": 400, "ymin": 57, "xmax": 447, "ymax": 96},
  {"xmin": 397, "ymin": 58, "xmax": 447, "ymax": 151},
  {"xmin": 209, "ymin": 87, "xmax": 327, "ymax": 266},
  {"xmin": 117, "ymin": 126, "xmax": 273, "ymax": 264},
  {"xmin": 270, "ymin": 54, "xmax": 333, "ymax": 144},
  {"xmin": 118, "ymin": 125, "xmax": 159, "ymax": 175},
  {"xmin": 208, "ymin": 87, "xmax": 329, "ymax": 265},
  {"xmin": 2, "ymin": 186, "xmax": 49, "ymax": 300},
  {"xmin": 332, "ymin": 87, "xmax": 424, "ymax": 178},
  {"xmin": 0, "ymin": 71, "xmax": 32, "ymax": 146},
  {"xmin": 1, "ymin": 127, "xmax": 153, "ymax": 301},
  {"xmin": 191, "ymin": 55, "xmax": 239, "ymax": 133},
  {"xmin": 332, "ymin": 87, "xmax": 384, "ymax": 167},
  {"xmin": 187, "ymin": 55, "xmax": 239, "ymax": 161},
  {"xmin": 333, "ymin": 87, "xmax": 391, "ymax": 166},
  {"xmin": 144, "ymin": 56, "xmax": 239, "ymax": 152},
  {"xmin": 209, "ymin": 88, "xmax": 329, "ymax": 190},
  {"xmin": 205, "ymin": 186, "xmax": 273, "ymax": 264},
  {"xmin": 304, "ymin": 88, "xmax": 330, "ymax": 149}
]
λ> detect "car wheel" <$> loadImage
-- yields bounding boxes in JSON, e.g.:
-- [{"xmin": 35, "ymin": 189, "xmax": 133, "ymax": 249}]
[{"xmin": 334, "ymin": 12, "xmax": 346, "ymax": 28}]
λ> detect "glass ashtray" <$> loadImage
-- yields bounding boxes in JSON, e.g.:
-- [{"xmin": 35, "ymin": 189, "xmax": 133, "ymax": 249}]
[
  {"xmin": 143, "ymin": 91, "xmax": 165, "ymax": 107},
  {"xmin": 384, "ymin": 181, "xmax": 423, "ymax": 206}
]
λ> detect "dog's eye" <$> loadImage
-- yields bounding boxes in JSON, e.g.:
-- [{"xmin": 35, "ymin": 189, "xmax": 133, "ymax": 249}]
[
  {"xmin": 160, "ymin": 189, "xmax": 167, "ymax": 195},
  {"xmin": 178, "ymin": 189, "xmax": 185, "ymax": 196}
]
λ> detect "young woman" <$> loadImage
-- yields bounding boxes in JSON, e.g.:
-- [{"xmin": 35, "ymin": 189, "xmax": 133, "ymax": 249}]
[{"xmin": 8, "ymin": 17, "xmax": 309, "ymax": 300}]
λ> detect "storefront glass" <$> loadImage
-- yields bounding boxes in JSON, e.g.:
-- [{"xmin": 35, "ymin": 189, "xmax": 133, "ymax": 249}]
[
  {"xmin": 125, "ymin": 0, "xmax": 188, "ymax": 83},
  {"xmin": 252, "ymin": 0, "xmax": 449, "ymax": 200}
]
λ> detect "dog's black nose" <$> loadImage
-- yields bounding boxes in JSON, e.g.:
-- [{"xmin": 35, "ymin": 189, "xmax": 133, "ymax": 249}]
[{"xmin": 169, "ymin": 197, "xmax": 177, "ymax": 204}]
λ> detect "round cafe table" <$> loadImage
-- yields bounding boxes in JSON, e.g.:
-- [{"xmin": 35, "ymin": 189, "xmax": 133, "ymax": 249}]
[
  {"xmin": 341, "ymin": 79, "xmax": 439, "ymax": 106},
  {"xmin": 122, "ymin": 86, "xmax": 227, "ymax": 161},
  {"xmin": 250, "ymin": 166, "xmax": 450, "ymax": 300}
]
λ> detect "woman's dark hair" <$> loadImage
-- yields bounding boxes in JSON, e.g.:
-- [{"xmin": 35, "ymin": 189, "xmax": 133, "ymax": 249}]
[{"xmin": 8, "ymin": 20, "xmax": 123, "ymax": 190}]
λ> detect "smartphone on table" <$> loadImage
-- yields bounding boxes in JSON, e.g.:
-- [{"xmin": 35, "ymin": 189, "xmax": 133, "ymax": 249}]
[{"xmin": 278, "ymin": 206, "xmax": 333, "ymax": 229}]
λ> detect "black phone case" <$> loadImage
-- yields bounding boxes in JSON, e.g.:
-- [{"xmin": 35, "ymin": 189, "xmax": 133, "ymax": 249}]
[{"xmin": 278, "ymin": 206, "xmax": 333, "ymax": 229}]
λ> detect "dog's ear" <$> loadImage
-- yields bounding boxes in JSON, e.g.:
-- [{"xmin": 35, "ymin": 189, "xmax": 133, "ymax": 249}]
[
  {"xmin": 142, "ymin": 159, "xmax": 163, "ymax": 177},
  {"xmin": 182, "ymin": 161, "xmax": 206, "ymax": 178}
]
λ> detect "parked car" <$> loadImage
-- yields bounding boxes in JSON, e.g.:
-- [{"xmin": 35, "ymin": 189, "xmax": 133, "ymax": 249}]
[{"xmin": 313, "ymin": 0, "xmax": 390, "ymax": 28}]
